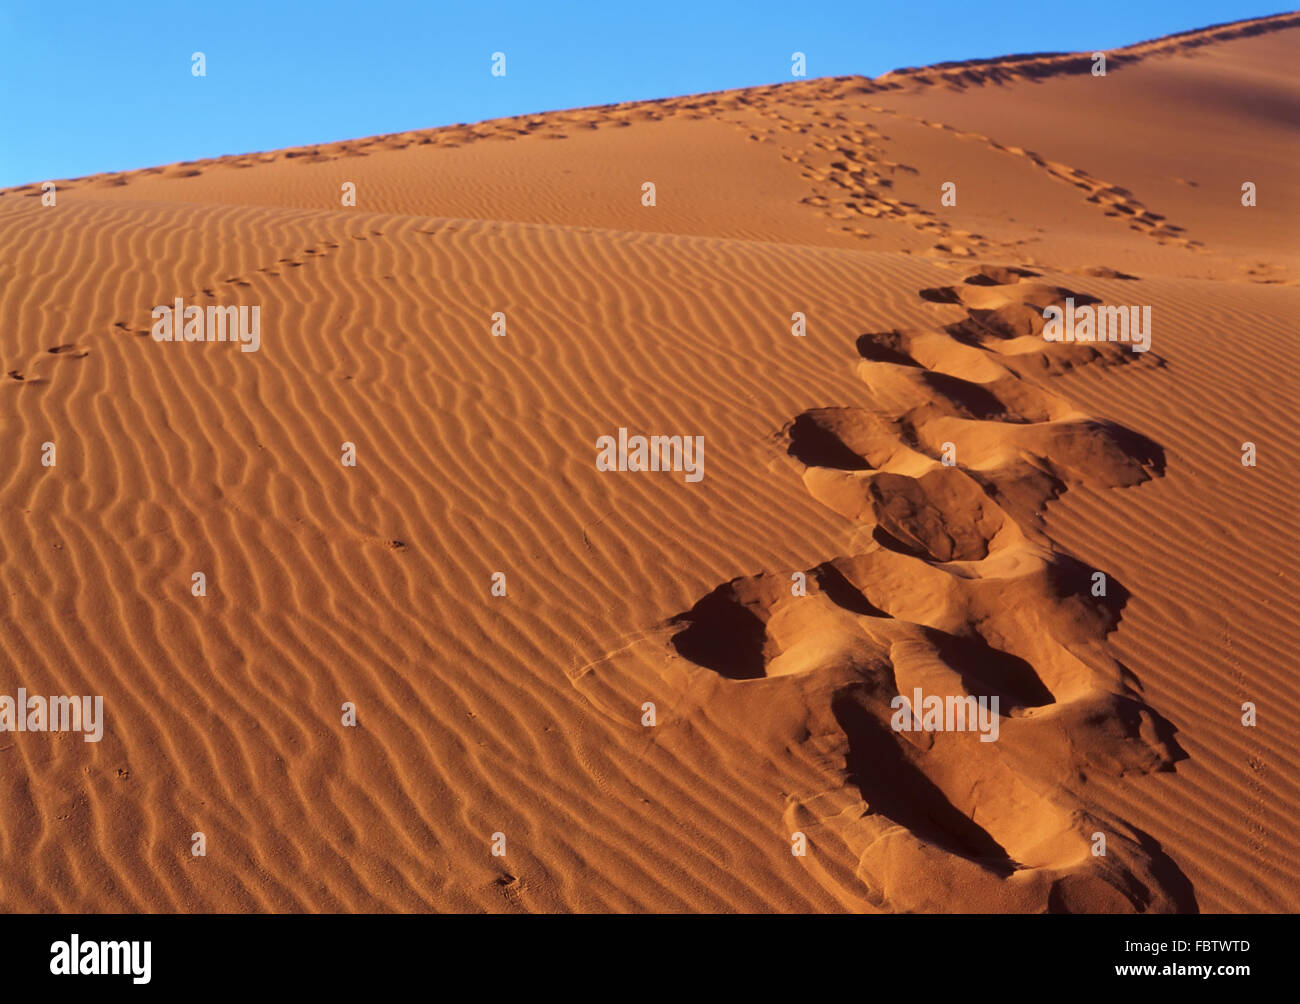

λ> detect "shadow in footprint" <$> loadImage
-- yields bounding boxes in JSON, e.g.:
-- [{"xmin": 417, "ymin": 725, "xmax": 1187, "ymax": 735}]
[
  {"xmin": 1090, "ymin": 420, "xmax": 1167, "ymax": 477},
  {"xmin": 855, "ymin": 332, "xmax": 920, "ymax": 366},
  {"xmin": 1047, "ymin": 823, "xmax": 1197, "ymax": 913},
  {"xmin": 670, "ymin": 584, "xmax": 767, "ymax": 680},
  {"xmin": 815, "ymin": 563, "xmax": 889, "ymax": 617},
  {"xmin": 963, "ymin": 266, "xmax": 1042, "ymax": 285},
  {"xmin": 919, "ymin": 371, "xmax": 1018, "ymax": 421},
  {"xmin": 1111, "ymin": 692, "xmax": 1188, "ymax": 771},
  {"xmin": 922, "ymin": 626, "xmax": 1056, "ymax": 710},
  {"xmin": 1046, "ymin": 554, "xmax": 1130, "ymax": 628},
  {"xmin": 787, "ymin": 412, "xmax": 872, "ymax": 470},
  {"xmin": 919, "ymin": 285, "xmax": 963, "ymax": 304},
  {"xmin": 833, "ymin": 690, "xmax": 1016, "ymax": 875},
  {"xmin": 872, "ymin": 524, "xmax": 932, "ymax": 560},
  {"xmin": 1132, "ymin": 828, "xmax": 1198, "ymax": 913}
]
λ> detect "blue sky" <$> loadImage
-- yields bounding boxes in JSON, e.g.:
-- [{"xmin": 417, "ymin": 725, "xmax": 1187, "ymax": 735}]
[{"xmin": 0, "ymin": 1, "xmax": 1281, "ymax": 187}]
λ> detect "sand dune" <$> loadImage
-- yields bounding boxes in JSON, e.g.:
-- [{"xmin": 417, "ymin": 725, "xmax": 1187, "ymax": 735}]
[{"xmin": 1, "ymin": 13, "xmax": 1296, "ymax": 912}]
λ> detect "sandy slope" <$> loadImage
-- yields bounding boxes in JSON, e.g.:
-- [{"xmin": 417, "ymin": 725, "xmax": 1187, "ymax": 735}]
[{"xmin": 0, "ymin": 13, "xmax": 1296, "ymax": 912}]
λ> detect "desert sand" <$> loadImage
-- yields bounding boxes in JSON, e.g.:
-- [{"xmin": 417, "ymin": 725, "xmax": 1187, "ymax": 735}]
[{"xmin": 0, "ymin": 12, "xmax": 1296, "ymax": 913}]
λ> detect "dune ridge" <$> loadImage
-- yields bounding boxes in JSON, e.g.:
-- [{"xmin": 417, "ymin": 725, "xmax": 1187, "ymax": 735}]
[{"xmin": 4, "ymin": 12, "xmax": 1297, "ymax": 198}]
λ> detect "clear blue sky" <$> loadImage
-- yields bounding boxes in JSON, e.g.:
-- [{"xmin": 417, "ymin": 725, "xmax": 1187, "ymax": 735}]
[{"xmin": 0, "ymin": 1, "xmax": 1282, "ymax": 187}]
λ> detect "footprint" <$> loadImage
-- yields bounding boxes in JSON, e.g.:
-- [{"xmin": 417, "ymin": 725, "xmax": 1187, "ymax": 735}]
[{"xmin": 572, "ymin": 264, "xmax": 1186, "ymax": 912}]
